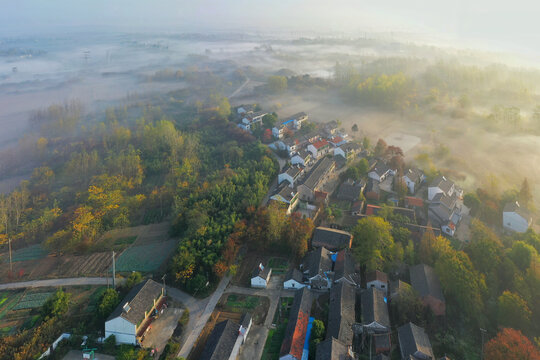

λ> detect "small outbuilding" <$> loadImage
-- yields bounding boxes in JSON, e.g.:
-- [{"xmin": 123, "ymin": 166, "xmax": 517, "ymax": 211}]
[{"xmin": 251, "ymin": 263, "xmax": 272, "ymax": 288}]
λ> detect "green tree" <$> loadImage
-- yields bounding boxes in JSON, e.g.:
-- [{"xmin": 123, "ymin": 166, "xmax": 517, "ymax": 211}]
[
  {"xmin": 125, "ymin": 272, "xmax": 143, "ymax": 289},
  {"xmin": 362, "ymin": 136, "xmax": 371, "ymax": 150},
  {"xmin": 41, "ymin": 289, "xmax": 71, "ymax": 318},
  {"xmin": 267, "ymin": 76, "xmax": 288, "ymax": 93},
  {"xmin": 99, "ymin": 289, "xmax": 120, "ymax": 319},
  {"xmin": 463, "ymin": 192, "xmax": 480, "ymax": 212},
  {"xmin": 497, "ymin": 290, "xmax": 532, "ymax": 331},
  {"xmin": 352, "ymin": 217, "xmax": 395, "ymax": 271},
  {"xmin": 352, "ymin": 124, "xmax": 358, "ymax": 132},
  {"xmin": 508, "ymin": 241, "xmax": 537, "ymax": 272},
  {"xmin": 374, "ymin": 138, "xmax": 387, "ymax": 158},
  {"xmin": 262, "ymin": 113, "xmax": 278, "ymax": 129},
  {"xmin": 519, "ymin": 178, "xmax": 533, "ymax": 209}
]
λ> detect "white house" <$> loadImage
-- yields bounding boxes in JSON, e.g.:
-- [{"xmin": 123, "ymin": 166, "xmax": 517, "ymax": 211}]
[
  {"xmin": 291, "ymin": 150, "xmax": 312, "ymax": 167},
  {"xmin": 503, "ymin": 201, "xmax": 532, "ymax": 233},
  {"xmin": 201, "ymin": 314, "xmax": 252, "ymax": 360},
  {"xmin": 368, "ymin": 162, "xmax": 394, "ymax": 183},
  {"xmin": 251, "ymin": 263, "xmax": 272, "ymax": 288},
  {"xmin": 272, "ymin": 125, "xmax": 285, "ymax": 139},
  {"xmin": 365, "ymin": 270, "xmax": 388, "ymax": 295},
  {"xmin": 105, "ymin": 279, "xmax": 164, "ymax": 345},
  {"xmin": 428, "ymin": 176, "xmax": 461, "ymax": 201},
  {"xmin": 278, "ymin": 166, "xmax": 303, "ymax": 188},
  {"xmin": 403, "ymin": 168, "xmax": 425, "ymax": 195},
  {"xmin": 307, "ymin": 139, "xmax": 330, "ymax": 159},
  {"xmin": 283, "ymin": 268, "xmax": 306, "ymax": 290},
  {"xmin": 334, "ymin": 142, "xmax": 361, "ymax": 160}
]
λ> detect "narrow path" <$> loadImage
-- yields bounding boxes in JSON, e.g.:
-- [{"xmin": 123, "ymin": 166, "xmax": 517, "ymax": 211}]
[
  {"xmin": 0, "ymin": 277, "xmax": 116, "ymax": 290},
  {"xmin": 229, "ymin": 78, "xmax": 250, "ymax": 99},
  {"xmin": 177, "ymin": 275, "xmax": 231, "ymax": 359}
]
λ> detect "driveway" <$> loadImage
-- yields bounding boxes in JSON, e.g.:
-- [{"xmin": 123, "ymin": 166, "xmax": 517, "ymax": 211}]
[
  {"xmin": 141, "ymin": 307, "xmax": 184, "ymax": 356},
  {"xmin": 177, "ymin": 275, "xmax": 231, "ymax": 359}
]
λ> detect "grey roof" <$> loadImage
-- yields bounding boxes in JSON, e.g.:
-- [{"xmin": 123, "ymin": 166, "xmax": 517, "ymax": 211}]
[
  {"xmin": 339, "ymin": 142, "xmax": 361, "ymax": 153},
  {"xmin": 288, "ymin": 111, "xmax": 308, "ymax": 120},
  {"xmin": 282, "ymin": 165, "xmax": 303, "ymax": 179},
  {"xmin": 304, "ymin": 247, "xmax": 334, "ymax": 278},
  {"xmin": 283, "ymin": 137, "xmax": 298, "ymax": 147},
  {"xmin": 371, "ymin": 162, "xmax": 390, "ymax": 177},
  {"xmin": 327, "ymin": 282, "xmax": 356, "ymax": 345},
  {"xmin": 334, "ymin": 249, "xmax": 359, "ymax": 285},
  {"xmin": 410, "ymin": 264, "xmax": 445, "ymax": 303},
  {"xmin": 398, "ymin": 322, "xmax": 435, "ymax": 360},
  {"xmin": 428, "ymin": 204, "xmax": 453, "ymax": 226},
  {"xmin": 107, "ymin": 279, "xmax": 163, "ymax": 325},
  {"xmin": 366, "ymin": 270, "xmax": 388, "ymax": 284},
  {"xmin": 285, "ymin": 268, "xmax": 304, "ymax": 283},
  {"xmin": 361, "ymin": 287, "xmax": 390, "ymax": 329},
  {"xmin": 337, "ymin": 179, "xmax": 365, "ymax": 202},
  {"xmin": 430, "ymin": 176, "xmax": 454, "ymax": 194},
  {"xmin": 240, "ymin": 313, "xmax": 252, "ymax": 328},
  {"xmin": 503, "ymin": 201, "xmax": 531, "ymax": 219},
  {"xmin": 200, "ymin": 319, "xmax": 239, "ymax": 360},
  {"xmin": 316, "ymin": 337, "xmax": 350, "ymax": 360},
  {"xmin": 404, "ymin": 168, "xmax": 423, "ymax": 184},
  {"xmin": 312, "ymin": 227, "xmax": 352, "ymax": 251},
  {"xmin": 273, "ymin": 183, "xmax": 296, "ymax": 203},
  {"xmin": 252, "ymin": 264, "xmax": 271, "ymax": 280},
  {"xmin": 301, "ymin": 157, "xmax": 335, "ymax": 191},
  {"xmin": 431, "ymin": 192, "xmax": 457, "ymax": 211}
]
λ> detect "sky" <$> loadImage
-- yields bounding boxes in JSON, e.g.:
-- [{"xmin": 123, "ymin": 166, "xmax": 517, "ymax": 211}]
[{"xmin": 2, "ymin": 0, "xmax": 540, "ymax": 56}]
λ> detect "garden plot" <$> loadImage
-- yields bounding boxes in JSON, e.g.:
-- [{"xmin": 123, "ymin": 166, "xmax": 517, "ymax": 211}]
[
  {"xmin": 0, "ymin": 244, "xmax": 47, "ymax": 264},
  {"xmin": 115, "ymin": 239, "xmax": 176, "ymax": 273},
  {"xmin": 13, "ymin": 291, "xmax": 53, "ymax": 310}
]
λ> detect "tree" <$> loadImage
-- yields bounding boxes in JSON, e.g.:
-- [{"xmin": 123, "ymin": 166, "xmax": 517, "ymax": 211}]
[
  {"xmin": 352, "ymin": 217, "xmax": 395, "ymax": 271},
  {"xmin": 41, "ymin": 289, "xmax": 71, "ymax": 318},
  {"xmin": 418, "ymin": 227, "xmax": 437, "ymax": 265},
  {"xmin": 484, "ymin": 328, "xmax": 540, "ymax": 360},
  {"xmin": 99, "ymin": 289, "xmax": 120, "ymax": 319},
  {"xmin": 125, "ymin": 271, "xmax": 143, "ymax": 289},
  {"xmin": 519, "ymin": 178, "xmax": 533, "ymax": 209},
  {"xmin": 374, "ymin": 138, "xmax": 387, "ymax": 158},
  {"xmin": 509, "ymin": 241, "xmax": 537, "ymax": 272},
  {"xmin": 267, "ymin": 76, "xmax": 288, "ymax": 93},
  {"xmin": 362, "ymin": 136, "xmax": 371, "ymax": 150},
  {"xmin": 463, "ymin": 192, "xmax": 480, "ymax": 213},
  {"xmin": 352, "ymin": 124, "xmax": 358, "ymax": 132},
  {"xmin": 391, "ymin": 283, "xmax": 424, "ymax": 325},
  {"xmin": 498, "ymin": 291, "xmax": 532, "ymax": 331},
  {"xmin": 262, "ymin": 113, "xmax": 278, "ymax": 129}
]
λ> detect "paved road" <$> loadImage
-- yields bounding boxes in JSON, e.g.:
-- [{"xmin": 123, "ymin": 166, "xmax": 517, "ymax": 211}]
[
  {"xmin": 177, "ymin": 275, "xmax": 231, "ymax": 359},
  {"xmin": 0, "ymin": 277, "xmax": 118, "ymax": 290},
  {"xmin": 230, "ymin": 78, "xmax": 250, "ymax": 99}
]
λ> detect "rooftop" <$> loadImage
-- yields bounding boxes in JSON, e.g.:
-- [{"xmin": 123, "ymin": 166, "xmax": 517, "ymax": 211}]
[
  {"xmin": 316, "ymin": 337, "xmax": 350, "ymax": 360},
  {"xmin": 410, "ymin": 264, "xmax": 445, "ymax": 303},
  {"xmin": 366, "ymin": 270, "xmax": 388, "ymax": 284},
  {"xmin": 430, "ymin": 176, "xmax": 454, "ymax": 194},
  {"xmin": 200, "ymin": 319, "xmax": 239, "ymax": 360},
  {"xmin": 361, "ymin": 287, "xmax": 390, "ymax": 329},
  {"xmin": 327, "ymin": 282, "xmax": 356, "ymax": 344},
  {"xmin": 503, "ymin": 201, "xmax": 531, "ymax": 220},
  {"xmin": 304, "ymin": 246, "xmax": 334, "ymax": 278},
  {"xmin": 301, "ymin": 157, "xmax": 335, "ymax": 191},
  {"xmin": 334, "ymin": 249, "xmax": 359, "ymax": 284},
  {"xmin": 404, "ymin": 168, "xmax": 423, "ymax": 183},
  {"xmin": 398, "ymin": 322, "xmax": 435, "ymax": 360},
  {"xmin": 280, "ymin": 288, "xmax": 312, "ymax": 359},
  {"xmin": 107, "ymin": 279, "xmax": 163, "ymax": 326},
  {"xmin": 311, "ymin": 227, "xmax": 353, "ymax": 251}
]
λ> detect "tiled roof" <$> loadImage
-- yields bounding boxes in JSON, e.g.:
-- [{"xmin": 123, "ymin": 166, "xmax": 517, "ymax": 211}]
[
  {"xmin": 312, "ymin": 139, "xmax": 329, "ymax": 149},
  {"xmin": 337, "ymin": 179, "xmax": 364, "ymax": 202},
  {"xmin": 311, "ymin": 227, "xmax": 352, "ymax": 250},
  {"xmin": 327, "ymin": 282, "xmax": 356, "ymax": 345},
  {"xmin": 285, "ymin": 268, "xmax": 304, "ymax": 283},
  {"xmin": 339, "ymin": 142, "xmax": 361, "ymax": 153},
  {"xmin": 405, "ymin": 196, "xmax": 424, "ymax": 207},
  {"xmin": 252, "ymin": 263, "xmax": 271, "ymax": 280},
  {"xmin": 404, "ymin": 168, "xmax": 423, "ymax": 183},
  {"xmin": 200, "ymin": 319, "xmax": 239, "ymax": 360},
  {"xmin": 410, "ymin": 264, "xmax": 445, "ymax": 302},
  {"xmin": 366, "ymin": 270, "xmax": 388, "ymax": 284},
  {"xmin": 503, "ymin": 201, "xmax": 531, "ymax": 220},
  {"xmin": 304, "ymin": 247, "xmax": 334, "ymax": 278},
  {"xmin": 366, "ymin": 204, "xmax": 381, "ymax": 216},
  {"xmin": 334, "ymin": 249, "xmax": 359, "ymax": 285},
  {"xmin": 107, "ymin": 279, "xmax": 163, "ymax": 325},
  {"xmin": 316, "ymin": 337, "xmax": 350, "ymax": 360},
  {"xmin": 280, "ymin": 288, "xmax": 312, "ymax": 359},
  {"xmin": 430, "ymin": 176, "xmax": 454, "ymax": 194},
  {"xmin": 398, "ymin": 322, "xmax": 434, "ymax": 360},
  {"xmin": 361, "ymin": 287, "xmax": 390, "ymax": 329},
  {"xmin": 301, "ymin": 157, "xmax": 334, "ymax": 191}
]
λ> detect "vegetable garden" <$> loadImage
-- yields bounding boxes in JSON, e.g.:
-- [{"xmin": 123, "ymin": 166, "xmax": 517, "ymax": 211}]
[{"xmin": 115, "ymin": 239, "xmax": 177, "ymax": 272}]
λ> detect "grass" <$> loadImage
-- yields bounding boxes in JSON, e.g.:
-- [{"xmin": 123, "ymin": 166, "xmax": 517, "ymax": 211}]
[
  {"xmin": 261, "ymin": 321, "xmax": 288, "ymax": 360},
  {"xmin": 0, "ymin": 292, "xmax": 23, "ymax": 321},
  {"xmin": 268, "ymin": 257, "xmax": 288, "ymax": 275},
  {"xmin": 12, "ymin": 292, "xmax": 53, "ymax": 310},
  {"xmin": 0, "ymin": 244, "xmax": 47, "ymax": 264},
  {"xmin": 225, "ymin": 295, "xmax": 260, "ymax": 310},
  {"xmin": 92, "ymin": 235, "xmax": 138, "ymax": 252}
]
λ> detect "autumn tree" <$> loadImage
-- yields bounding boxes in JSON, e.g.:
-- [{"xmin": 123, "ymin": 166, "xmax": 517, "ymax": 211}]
[
  {"xmin": 267, "ymin": 76, "xmax": 288, "ymax": 93},
  {"xmin": 285, "ymin": 212, "xmax": 314, "ymax": 259},
  {"xmin": 374, "ymin": 138, "xmax": 388, "ymax": 158},
  {"xmin": 352, "ymin": 217, "xmax": 396, "ymax": 271},
  {"xmin": 498, "ymin": 291, "xmax": 532, "ymax": 331},
  {"xmin": 484, "ymin": 328, "xmax": 540, "ymax": 360}
]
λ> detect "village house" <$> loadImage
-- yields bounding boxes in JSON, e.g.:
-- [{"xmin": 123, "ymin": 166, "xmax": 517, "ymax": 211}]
[
  {"xmin": 397, "ymin": 322, "xmax": 435, "ymax": 360},
  {"xmin": 366, "ymin": 270, "xmax": 388, "ymax": 296},
  {"xmin": 283, "ymin": 268, "xmax": 306, "ymax": 290},
  {"xmin": 329, "ymin": 136, "xmax": 348, "ymax": 147},
  {"xmin": 270, "ymin": 184, "xmax": 299, "ymax": 214},
  {"xmin": 316, "ymin": 337, "xmax": 354, "ymax": 360},
  {"xmin": 275, "ymin": 137, "xmax": 299, "ymax": 157},
  {"xmin": 368, "ymin": 162, "xmax": 394, "ymax": 183},
  {"xmin": 428, "ymin": 176, "xmax": 462, "ymax": 201},
  {"xmin": 333, "ymin": 249, "xmax": 361, "ymax": 286},
  {"xmin": 337, "ymin": 179, "xmax": 366, "ymax": 203},
  {"xmin": 291, "ymin": 150, "xmax": 312, "ymax": 167},
  {"xmin": 280, "ymin": 288, "xmax": 312, "ymax": 360},
  {"xmin": 311, "ymin": 227, "xmax": 353, "ymax": 251},
  {"xmin": 327, "ymin": 282, "xmax": 356, "ymax": 345},
  {"xmin": 323, "ymin": 120, "xmax": 340, "ymax": 137},
  {"xmin": 200, "ymin": 314, "xmax": 252, "ymax": 360},
  {"xmin": 105, "ymin": 279, "xmax": 165, "ymax": 345},
  {"xmin": 297, "ymin": 157, "xmax": 335, "ymax": 202},
  {"xmin": 361, "ymin": 287, "xmax": 391, "ymax": 354},
  {"xmin": 251, "ymin": 263, "xmax": 272, "ymax": 288},
  {"xmin": 365, "ymin": 180, "xmax": 381, "ymax": 201},
  {"xmin": 410, "ymin": 264, "xmax": 446, "ymax": 316},
  {"xmin": 503, "ymin": 201, "xmax": 532, "ymax": 233},
  {"xmin": 278, "ymin": 165, "xmax": 304, "ymax": 188},
  {"xmin": 428, "ymin": 192, "xmax": 462, "ymax": 236},
  {"xmin": 307, "ymin": 139, "xmax": 331, "ymax": 159},
  {"xmin": 302, "ymin": 247, "xmax": 334, "ymax": 290},
  {"xmin": 403, "ymin": 168, "xmax": 425, "ymax": 195},
  {"xmin": 334, "ymin": 142, "xmax": 361, "ymax": 160},
  {"xmin": 238, "ymin": 111, "xmax": 267, "ymax": 132}
]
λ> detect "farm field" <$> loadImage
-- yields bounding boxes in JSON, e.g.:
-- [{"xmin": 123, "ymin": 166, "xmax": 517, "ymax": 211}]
[
  {"xmin": 0, "ymin": 245, "xmax": 48, "ymax": 264},
  {"xmin": 115, "ymin": 239, "xmax": 177, "ymax": 273}
]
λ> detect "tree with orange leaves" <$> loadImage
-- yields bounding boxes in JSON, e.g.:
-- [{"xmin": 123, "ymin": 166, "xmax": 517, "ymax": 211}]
[{"xmin": 484, "ymin": 328, "xmax": 540, "ymax": 360}]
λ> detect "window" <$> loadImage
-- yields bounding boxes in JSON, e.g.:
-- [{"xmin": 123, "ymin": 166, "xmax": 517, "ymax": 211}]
[{"xmin": 381, "ymin": 285, "xmax": 385, "ymax": 288}]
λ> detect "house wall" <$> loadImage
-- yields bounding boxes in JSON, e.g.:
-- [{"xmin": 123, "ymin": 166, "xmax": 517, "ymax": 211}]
[
  {"xmin": 251, "ymin": 276, "xmax": 268, "ymax": 288},
  {"xmin": 403, "ymin": 176, "xmax": 416, "ymax": 194},
  {"xmin": 105, "ymin": 317, "xmax": 137, "ymax": 345},
  {"xmin": 503, "ymin": 212, "xmax": 530, "ymax": 233},
  {"xmin": 291, "ymin": 155, "xmax": 305, "ymax": 167},
  {"xmin": 283, "ymin": 280, "xmax": 306, "ymax": 290},
  {"xmin": 428, "ymin": 186, "xmax": 443, "ymax": 201},
  {"xmin": 334, "ymin": 147, "xmax": 345, "ymax": 158},
  {"xmin": 367, "ymin": 280, "xmax": 388, "ymax": 295},
  {"xmin": 297, "ymin": 184, "xmax": 314, "ymax": 202},
  {"xmin": 278, "ymin": 173, "xmax": 294, "ymax": 187},
  {"xmin": 307, "ymin": 145, "xmax": 318, "ymax": 159}
]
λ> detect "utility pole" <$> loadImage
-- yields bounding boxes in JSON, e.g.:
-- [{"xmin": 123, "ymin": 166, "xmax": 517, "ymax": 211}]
[
  {"xmin": 480, "ymin": 328, "xmax": 487, "ymax": 359},
  {"xmin": 112, "ymin": 251, "xmax": 116, "ymax": 289},
  {"xmin": 162, "ymin": 274, "xmax": 167, "ymax": 296},
  {"xmin": 8, "ymin": 237, "xmax": 12, "ymax": 273}
]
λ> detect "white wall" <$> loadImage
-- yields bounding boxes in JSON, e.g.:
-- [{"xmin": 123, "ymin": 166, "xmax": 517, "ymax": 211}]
[
  {"xmin": 403, "ymin": 176, "xmax": 415, "ymax": 194},
  {"xmin": 251, "ymin": 276, "xmax": 267, "ymax": 288},
  {"xmin": 291, "ymin": 155, "xmax": 305, "ymax": 167},
  {"xmin": 503, "ymin": 212, "xmax": 530, "ymax": 233},
  {"xmin": 428, "ymin": 186, "xmax": 442, "ymax": 201},
  {"xmin": 367, "ymin": 280, "xmax": 387, "ymax": 295},
  {"xmin": 283, "ymin": 280, "xmax": 305, "ymax": 290},
  {"xmin": 278, "ymin": 173, "xmax": 294, "ymax": 187},
  {"xmin": 334, "ymin": 148, "xmax": 345, "ymax": 158},
  {"xmin": 105, "ymin": 317, "xmax": 137, "ymax": 345}
]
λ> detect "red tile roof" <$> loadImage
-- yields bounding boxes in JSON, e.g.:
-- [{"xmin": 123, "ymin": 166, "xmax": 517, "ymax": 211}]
[
  {"xmin": 331, "ymin": 136, "xmax": 343, "ymax": 144},
  {"xmin": 366, "ymin": 204, "xmax": 381, "ymax": 216},
  {"xmin": 290, "ymin": 311, "xmax": 309, "ymax": 359},
  {"xmin": 405, "ymin": 196, "xmax": 424, "ymax": 207},
  {"xmin": 312, "ymin": 139, "xmax": 329, "ymax": 149}
]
